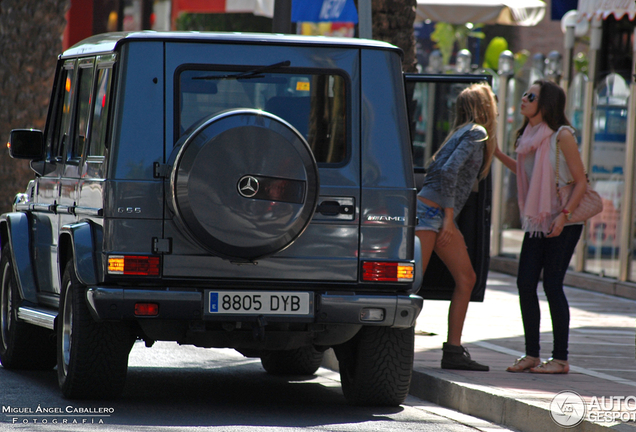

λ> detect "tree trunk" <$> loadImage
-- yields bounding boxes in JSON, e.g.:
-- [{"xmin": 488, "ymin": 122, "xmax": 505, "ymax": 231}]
[
  {"xmin": 371, "ymin": 0, "xmax": 418, "ymax": 73},
  {"xmin": 0, "ymin": 0, "xmax": 69, "ymax": 213}
]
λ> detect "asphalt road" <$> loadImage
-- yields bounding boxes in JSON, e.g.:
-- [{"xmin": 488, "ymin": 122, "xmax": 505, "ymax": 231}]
[{"xmin": 1, "ymin": 341, "xmax": 514, "ymax": 431}]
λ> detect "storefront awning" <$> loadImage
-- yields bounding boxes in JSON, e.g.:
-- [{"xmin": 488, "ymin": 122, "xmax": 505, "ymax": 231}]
[
  {"xmin": 415, "ymin": 0, "xmax": 546, "ymax": 26},
  {"xmin": 577, "ymin": 0, "xmax": 636, "ymax": 21}
]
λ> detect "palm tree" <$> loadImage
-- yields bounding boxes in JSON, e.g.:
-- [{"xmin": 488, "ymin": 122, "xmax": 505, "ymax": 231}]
[
  {"xmin": 0, "ymin": 0, "xmax": 69, "ymax": 213},
  {"xmin": 369, "ymin": 0, "xmax": 418, "ymax": 72},
  {"xmin": 365, "ymin": 0, "xmax": 418, "ymax": 141}
]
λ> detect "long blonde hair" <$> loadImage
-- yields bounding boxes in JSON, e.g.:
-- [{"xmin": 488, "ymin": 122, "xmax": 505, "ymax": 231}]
[{"xmin": 433, "ymin": 83, "xmax": 498, "ymax": 179}]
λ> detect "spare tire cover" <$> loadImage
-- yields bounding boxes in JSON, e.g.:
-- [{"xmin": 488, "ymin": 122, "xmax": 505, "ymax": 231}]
[{"xmin": 170, "ymin": 109, "xmax": 319, "ymax": 260}]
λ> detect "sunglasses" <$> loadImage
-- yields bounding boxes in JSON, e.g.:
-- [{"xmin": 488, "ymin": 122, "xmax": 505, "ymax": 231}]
[{"xmin": 522, "ymin": 92, "xmax": 537, "ymax": 103}]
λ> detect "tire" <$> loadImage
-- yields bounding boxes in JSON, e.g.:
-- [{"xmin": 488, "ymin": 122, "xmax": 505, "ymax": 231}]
[
  {"xmin": 336, "ymin": 326, "xmax": 415, "ymax": 407},
  {"xmin": 57, "ymin": 258, "xmax": 133, "ymax": 399},
  {"xmin": 0, "ymin": 244, "xmax": 56, "ymax": 370},
  {"xmin": 260, "ymin": 346, "xmax": 324, "ymax": 376},
  {"xmin": 169, "ymin": 109, "xmax": 319, "ymax": 261}
]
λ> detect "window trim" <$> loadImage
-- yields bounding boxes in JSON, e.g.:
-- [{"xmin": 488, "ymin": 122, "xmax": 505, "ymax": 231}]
[
  {"xmin": 50, "ymin": 60, "xmax": 76, "ymax": 164},
  {"xmin": 86, "ymin": 65, "xmax": 115, "ymax": 158},
  {"xmin": 67, "ymin": 57, "xmax": 96, "ymax": 165}
]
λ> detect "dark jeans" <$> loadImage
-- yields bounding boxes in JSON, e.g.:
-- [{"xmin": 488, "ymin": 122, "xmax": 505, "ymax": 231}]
[{"xmin": 516, "ymin": 225, "xmax": 583, "ymax": 361}]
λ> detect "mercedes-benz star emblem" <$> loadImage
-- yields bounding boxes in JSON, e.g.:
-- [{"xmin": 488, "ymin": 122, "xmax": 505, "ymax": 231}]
[{"xmin": 238, "ymin": 175, "xmax": 259, "ymax": 198}]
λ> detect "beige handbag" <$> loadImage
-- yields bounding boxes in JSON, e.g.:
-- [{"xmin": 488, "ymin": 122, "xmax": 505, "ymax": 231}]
[{"xmin": 555, "ymin": 138, "xmax": 603, "ymax": 224}]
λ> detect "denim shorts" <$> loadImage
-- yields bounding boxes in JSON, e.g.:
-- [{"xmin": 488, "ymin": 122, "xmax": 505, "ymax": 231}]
[{"xmin": 416, "ymin": 199, "xmax": 444, "ymax": 232}]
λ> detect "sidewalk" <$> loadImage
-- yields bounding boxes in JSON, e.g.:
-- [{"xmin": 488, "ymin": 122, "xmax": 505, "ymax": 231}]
[{"xmin": 410, "ymin": 271, "xmax": 636, "ymax": 432}]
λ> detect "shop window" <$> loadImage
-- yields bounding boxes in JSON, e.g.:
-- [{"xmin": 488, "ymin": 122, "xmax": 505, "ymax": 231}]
[
  {"xmin": 586, "ymin": 73, "xmax": 629, "ymax": 278},
  {"xmin": 600, "ymin": 16, "xmax": 633, "ymax": 80}
]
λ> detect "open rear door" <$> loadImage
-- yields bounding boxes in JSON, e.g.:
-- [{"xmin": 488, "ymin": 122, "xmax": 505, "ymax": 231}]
[{"xmin": 404, "ymin": 73, "xmax": 493, "ymax": 301}]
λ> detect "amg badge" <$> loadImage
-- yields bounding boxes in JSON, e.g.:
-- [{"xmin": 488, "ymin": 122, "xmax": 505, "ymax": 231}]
[{"xmin": 367, "ymin": 215, "xmax": 406, "ymax": 222}]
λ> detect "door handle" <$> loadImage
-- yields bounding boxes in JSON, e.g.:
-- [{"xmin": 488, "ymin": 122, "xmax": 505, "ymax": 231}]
[
  {"xmin": 317, "ymin": 200, "xmax": 354, "ymax": 216},
  {"xmin": 314, "ymin": 197, "xmax": 355, "ymax": 221}
]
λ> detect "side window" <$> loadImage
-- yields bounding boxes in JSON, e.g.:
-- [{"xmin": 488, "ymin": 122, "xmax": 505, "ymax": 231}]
[
  {"xmin": 88, "ymin": 67, "xmax": 113, "ymax": 157},
  {"xmin": 53, "ymin": 62, "xmax": 76, "ymax": 161},
  {"xmin": 411, "ymin": 81, "xmax": 473, "ymax": 170},
  {"xmin": 72, "ymin": 62, "xmax": 95, "ymax": 160},
  {"xmin": 408, "ymin": 78, "xmax": 491, "ymax": 170},
  {"xmin": 405, "ymin": 75, "xmax": 491, "ymax": 192},
  {"xmin": 71, "ymin": 61, "xmax": 93, "ymax": 159}
]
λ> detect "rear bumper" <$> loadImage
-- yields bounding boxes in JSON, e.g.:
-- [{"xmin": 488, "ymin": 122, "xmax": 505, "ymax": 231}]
[{"xmin": 86, "ymin": 287, "xmax": 423, "ymax": 329}]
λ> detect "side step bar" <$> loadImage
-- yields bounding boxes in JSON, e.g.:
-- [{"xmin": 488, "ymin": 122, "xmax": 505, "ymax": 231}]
[{"xmin": 17, "ymin": 306, "xmax": 56, "ymax": 330}]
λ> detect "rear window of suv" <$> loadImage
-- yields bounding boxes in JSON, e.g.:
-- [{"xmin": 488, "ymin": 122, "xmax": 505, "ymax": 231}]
[{"xmin": 177, "ymin": 67, "xmax": 348, "ymax": 164}]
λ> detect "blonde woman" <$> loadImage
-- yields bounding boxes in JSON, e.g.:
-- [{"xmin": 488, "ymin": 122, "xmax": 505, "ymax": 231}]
[{"xmin": 416, "ymin": 83, "xmax": 498, "ymax": 371}]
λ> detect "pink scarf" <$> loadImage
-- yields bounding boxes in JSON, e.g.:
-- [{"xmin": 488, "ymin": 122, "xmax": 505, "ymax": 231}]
[{"xmin": 515, "ymin": 122, "xmax": 557, "ymax": 235}]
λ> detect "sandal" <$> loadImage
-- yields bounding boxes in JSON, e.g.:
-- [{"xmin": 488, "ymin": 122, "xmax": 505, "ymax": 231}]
[
  {"xmin": 506, "ymin": 355, "xmax": 540, "ymax": 372},
  {"xmin": 529, "ymin": 358, "xmax": 569, "ymax": 374}
]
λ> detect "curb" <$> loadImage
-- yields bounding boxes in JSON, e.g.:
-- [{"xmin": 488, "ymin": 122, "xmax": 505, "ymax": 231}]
[
  {"xmin": 322, "ymin": 348, "xmax": 636, "ymax": 432},
  {"xmin": 408, "ymin": 368, "xmax": 627, "ymax": 432}
]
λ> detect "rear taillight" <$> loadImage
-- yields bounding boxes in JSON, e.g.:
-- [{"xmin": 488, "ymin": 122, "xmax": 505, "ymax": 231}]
[
  {"xmin": 108, "ymin": 255, "xmax": 160, "ymax": 276},
  {"xmin": 361, "ymin": 261, "xmax": 414, "ymax": 282},
  {"xmin": 134, "ymin": 303, "xmax": 159, "ymax": 316}
]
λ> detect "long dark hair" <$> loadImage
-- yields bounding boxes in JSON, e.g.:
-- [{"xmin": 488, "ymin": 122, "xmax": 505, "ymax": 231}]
[{"xmin": 515, "ymin": 79, "xmax": 572, "ymax": 143}]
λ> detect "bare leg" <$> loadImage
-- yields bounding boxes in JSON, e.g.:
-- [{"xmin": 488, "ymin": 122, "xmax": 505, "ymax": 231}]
[
  {"xmin": 433, "ymin": 230, "xmax": 476, "ymax": 346},
  {"xmin": 415, "ymin": 229, "xmax": 437, "ymax": 274}
]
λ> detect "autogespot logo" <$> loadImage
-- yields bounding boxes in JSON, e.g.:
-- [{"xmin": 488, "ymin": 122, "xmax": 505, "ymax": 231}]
[{"xmin": 550, "ymin": 391, "xmax": 586, "ymax": 428}]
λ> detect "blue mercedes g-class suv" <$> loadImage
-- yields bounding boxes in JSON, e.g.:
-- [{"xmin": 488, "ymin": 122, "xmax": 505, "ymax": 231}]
[{"xmin": 0, "ymin": 32, "xmax": 491, "ymax": 406}]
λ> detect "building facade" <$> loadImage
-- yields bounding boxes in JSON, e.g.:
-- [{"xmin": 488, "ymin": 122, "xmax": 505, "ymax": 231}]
[{"xmin": 492, "ymin": 0, "xmax": 636, "ymax": 300}]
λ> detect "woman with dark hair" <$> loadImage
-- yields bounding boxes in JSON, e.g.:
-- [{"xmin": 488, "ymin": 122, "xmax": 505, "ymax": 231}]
[
  {"xmin": 495, "ymin": 79, "xmax": 588, "ymax": 374},
  {"xmin": 417, "ymin": 83, "xmax": 498, "ymax": 371}
]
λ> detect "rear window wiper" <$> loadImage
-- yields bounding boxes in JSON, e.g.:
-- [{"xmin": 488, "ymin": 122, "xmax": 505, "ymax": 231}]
[{"xmin": 193, "ymin": 60, "xmax": 291, "ymax": 81}]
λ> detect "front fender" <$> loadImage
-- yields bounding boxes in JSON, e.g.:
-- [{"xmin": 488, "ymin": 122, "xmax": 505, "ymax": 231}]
[
  {"xmin": 0, "ymin": 212, "xmax": 38, "ymax": 303},
  {"xmin": 60, "ymin": 221, "xmax": 99, "ymax": 286}
]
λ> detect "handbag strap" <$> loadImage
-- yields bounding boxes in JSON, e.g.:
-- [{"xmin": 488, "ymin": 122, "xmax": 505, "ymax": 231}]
[
  {"xmin": 555, "ymin": 134, "xmax": 590, "ymax": 197},
  {"xmin": 555, "ymin": 137, "xmax": 561, "ymax": 195}
]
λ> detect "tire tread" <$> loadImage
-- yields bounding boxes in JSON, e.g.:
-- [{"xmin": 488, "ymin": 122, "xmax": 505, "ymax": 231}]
[
  {"xmin": 339, "ymin": 326, "xmax": 414, "ymax": 406},
  {"xmin": 58, "ymin": 260, "xmax": 132, "ymax": 399},
  {"xmin": 0, "ymin": 246, "xmax": 56, "ymax": 370}
]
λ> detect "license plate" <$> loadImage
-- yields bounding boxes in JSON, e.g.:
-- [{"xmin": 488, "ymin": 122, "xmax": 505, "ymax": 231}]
[{"xmin": 208, "ymin": 291, "xmax": 312, "ymax": 316}]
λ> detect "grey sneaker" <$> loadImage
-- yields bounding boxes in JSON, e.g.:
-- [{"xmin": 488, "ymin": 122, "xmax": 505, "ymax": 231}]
[{"xmin": 441, "ymin": 343, "xmax": 489, "ymax": 371}]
